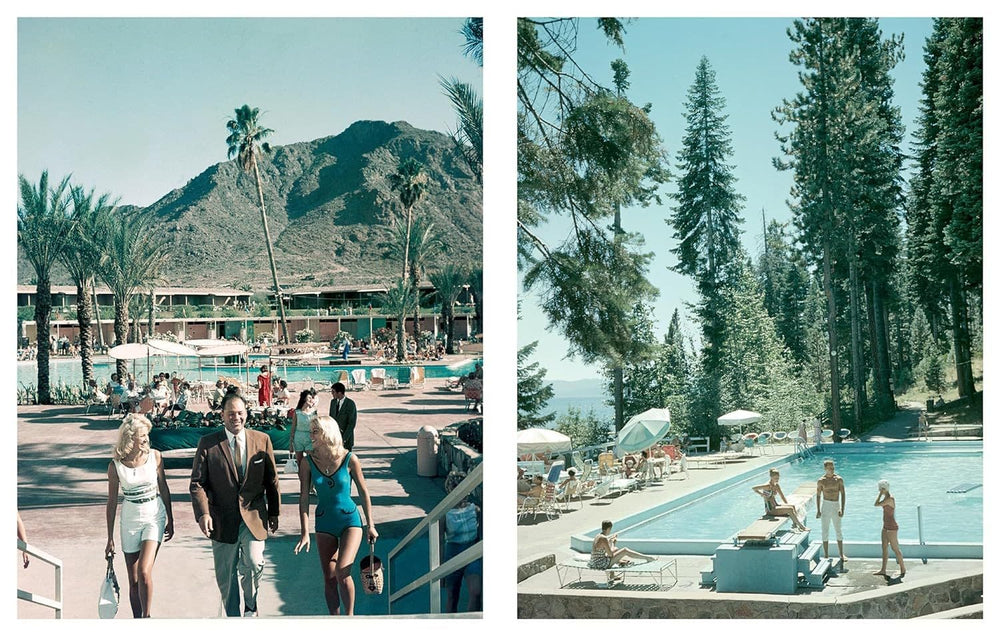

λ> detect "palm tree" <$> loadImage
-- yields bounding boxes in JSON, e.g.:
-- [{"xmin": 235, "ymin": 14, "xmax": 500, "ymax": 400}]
[
  {"xmin": 62, "ymin": 186, "xmax": 116, "ymax": 388},
  {"xmin": 440, "ymin": 78, "xmax": 482, "ymax": 183},
  {"xmin": 380, "ymin": 280, "xmax": 418, "ymax": 363},
  {"xmin": 429, "ymin": 263, "xmax": 470, "ymax": 354},
  {"xmin": 388, "ymin": 157, "xmax": 429, "ymax": 283},
  {"xmin": 18, "ymin": 172, "xmax": 75, "ymax": 403},
  {"xmin": 95, "ymin": 208, "xmax": 170, "ymax": 380},
  {"xmin": 226, "ymin": 104, "xmax": 290, "ymax": 344},
  {"xmin": 460, "ymin": 17, "xmax": 483, "ymax": 66},
  {"xmin": 389, "ymin": 215, "xmax": 443, "ymax": 339}
]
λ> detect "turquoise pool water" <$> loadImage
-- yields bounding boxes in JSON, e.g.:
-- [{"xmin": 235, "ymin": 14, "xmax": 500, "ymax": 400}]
[
  {"xmin": 617, "ymin": 443, "xmax": 982, "ymax": 546},
  {"xmin": 18, "ymin": 357, "xmax": 481, "ymax": 388}
]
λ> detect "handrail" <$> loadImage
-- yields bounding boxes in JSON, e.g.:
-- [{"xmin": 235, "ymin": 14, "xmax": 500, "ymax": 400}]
[
  {"xmin": 387, "ymin": 461, "xmax": 483, "ymax": 615},
  {"xmin": 16, "ymin": 539, "xmax": 63, "ymax": 618}
]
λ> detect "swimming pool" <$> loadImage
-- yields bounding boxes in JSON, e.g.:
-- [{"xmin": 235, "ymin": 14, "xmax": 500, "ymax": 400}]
[
  {"xmin": 571, "ymin": 442, "xmax": 982, "ymax": 559},
  {"xmin": 17, "ymin": 357, "xmax": 482, "ymax": 388}
]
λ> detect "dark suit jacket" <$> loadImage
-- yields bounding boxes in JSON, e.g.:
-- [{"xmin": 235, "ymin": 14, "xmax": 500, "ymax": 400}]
[
  {"xmin": 190, "ymin": 429, "xmax": 280, "ymax": 543},
  {"xmin": 331, "ymin": 396, "xmax": 358, "ymax": 450}
]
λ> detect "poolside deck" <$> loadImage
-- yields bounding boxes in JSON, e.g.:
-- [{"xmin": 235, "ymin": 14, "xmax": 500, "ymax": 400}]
[
  {"xmin": 517, "ymin": 403, "xmax": 984, "ymax": 618},
  {"xmin": 16, "ymin": 377, "xmax": 480, "ymax": 618}
]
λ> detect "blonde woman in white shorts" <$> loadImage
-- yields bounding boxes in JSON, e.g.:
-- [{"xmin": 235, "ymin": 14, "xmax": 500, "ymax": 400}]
[{"xmin": 105, "ymin": 414, "xmax": 174, "ymax": 618}]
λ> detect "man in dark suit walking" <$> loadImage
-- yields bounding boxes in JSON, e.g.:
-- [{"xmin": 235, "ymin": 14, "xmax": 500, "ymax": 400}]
[
  {"xmin": 190, "ymin": 392, "xmax": 280, "ymax": 617},
  {"xmin": 330, "ymin": 382, "xmax": 357, "ymax": 451}
]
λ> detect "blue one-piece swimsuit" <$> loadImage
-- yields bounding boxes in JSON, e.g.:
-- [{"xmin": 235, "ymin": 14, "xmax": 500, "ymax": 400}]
[{"xmin": 309, "ymin": 453, "xmax": 362, "ymax": 536}]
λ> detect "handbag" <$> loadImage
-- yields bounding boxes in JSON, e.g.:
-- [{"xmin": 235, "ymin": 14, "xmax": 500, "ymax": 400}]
[
  {"xmin": 284, "ymin": 457, "xmax": 299, "ymax": 474},
  {"xmin": 98, "ymin": 554, "xmax": 120, "ymax": 619},
  {"xmin": 359, "ymin": 538, "xmax": 383, "ymax": 595}
]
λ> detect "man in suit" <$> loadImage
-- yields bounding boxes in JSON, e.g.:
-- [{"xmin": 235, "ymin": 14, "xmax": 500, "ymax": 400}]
[
  {"xmin": 190, "ymin": 392, "xmax": 280, "ymax": 617},
  {"xmin": 330, "ymin": 381, "xmax": 357, "ymax": 451}
]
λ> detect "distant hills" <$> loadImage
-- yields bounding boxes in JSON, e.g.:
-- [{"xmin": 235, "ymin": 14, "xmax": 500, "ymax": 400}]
[{"xmin": 18, "ymin": 120, "xmax": 483, "ymax": 289}]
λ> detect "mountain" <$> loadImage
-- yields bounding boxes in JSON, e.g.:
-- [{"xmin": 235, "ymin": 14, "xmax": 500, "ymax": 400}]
[
  {"xmin": 551, "ymin": 378, "xmax": 606, "ymax": 399},
  {"xmin": 18, "ymin": 120, "xmax": 483, "ymax": 289}
]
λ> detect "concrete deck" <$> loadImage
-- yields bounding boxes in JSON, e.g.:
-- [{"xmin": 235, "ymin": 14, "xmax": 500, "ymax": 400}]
[{"xmin": 16, "ymin": 373, "xmax": 481, "ymax": 619}]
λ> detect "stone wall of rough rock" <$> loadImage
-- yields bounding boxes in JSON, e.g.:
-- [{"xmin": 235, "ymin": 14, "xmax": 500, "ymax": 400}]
[
  {"xmin": 437, "ymin": 419, "xmax": 482, "ymax": 506},
  {"xmin": 517, "ymin": 572, "xmax": 983, "ymax": 619}
]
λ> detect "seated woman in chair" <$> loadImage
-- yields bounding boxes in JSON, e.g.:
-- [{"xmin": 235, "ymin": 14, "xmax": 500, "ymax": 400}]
[
  {"xmin": 752, "ymin": 468, "xmax": 809, "ymax": 531},
  {"xmin": 589, "ymin": 520, "xmax": 655, "ymax": 569}
]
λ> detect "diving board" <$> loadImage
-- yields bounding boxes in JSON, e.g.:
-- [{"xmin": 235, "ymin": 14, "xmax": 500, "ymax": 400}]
[
  {"xmin": 946, "ymin": 482, "xmax": 982, "ymax": 493},
  {"xmin": 736, "ymin": 483, "xmax": 813, "ymax": 543}
]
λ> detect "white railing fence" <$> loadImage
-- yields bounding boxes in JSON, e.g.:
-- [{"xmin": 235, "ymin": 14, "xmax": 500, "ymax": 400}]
[
  {"xmin": 387, "ymin": 461, "xmax": 483, "ymax": 615},
  {"xmin": 16, "ymin": 539, "xmax": 63, "ymax": 618}
]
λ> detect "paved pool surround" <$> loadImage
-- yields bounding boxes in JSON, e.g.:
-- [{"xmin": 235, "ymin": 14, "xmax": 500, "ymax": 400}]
[{"xmin": 517, "ymin": 569, "xmax": 983, "ymax": 618}]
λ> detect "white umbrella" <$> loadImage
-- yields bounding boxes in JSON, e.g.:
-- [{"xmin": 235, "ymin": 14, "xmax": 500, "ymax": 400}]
[
  {"xmin": 516, "ymin": 428, "xmax": 572, "ymax": 459},
  {"xmin": 146, "ymin": 339, "xmax": 199, "ymax": 357},
  {"xmin": 108, "ymin": 341, "xmax": 198, "ymax": 383},
  {"xmin": 717, "ymin": 409, "xmax": 762, "ymax": 436},
  {"xmin": 615, "ymin": 408, "xmax": 671, "ymax": 456}
]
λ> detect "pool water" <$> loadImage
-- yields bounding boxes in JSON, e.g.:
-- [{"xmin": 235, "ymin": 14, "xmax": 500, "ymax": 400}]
[
  {"xmin": 18, "ymin": 357, "xmax": 482, "ymax": 388},
  {"xmin": 618, "ymin": 444, "xmax": 982, "ymax": 545}
]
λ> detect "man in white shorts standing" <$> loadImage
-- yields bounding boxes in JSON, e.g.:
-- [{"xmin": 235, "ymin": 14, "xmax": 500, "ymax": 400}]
[{"xmin": 816, "ymin": 459, "xmax": 847, "ymax": 566}]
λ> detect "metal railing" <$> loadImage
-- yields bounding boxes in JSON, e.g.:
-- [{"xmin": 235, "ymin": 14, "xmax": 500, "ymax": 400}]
[
  {"xmin": 387, "ymin": 461, "xmax": 483, "ymax": 615},
  {"xmin": 16, "ymin": 539, "xmax": 63, "ymax": 618}
]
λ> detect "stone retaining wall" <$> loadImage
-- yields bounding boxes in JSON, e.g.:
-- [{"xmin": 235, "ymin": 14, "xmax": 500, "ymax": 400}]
[
  {"xmin": 517, "ymin": 572, "xmax": 982, "ymax": 619},
  {"xmin": 437, "ymin": 418, "xmax": 482, "ymax": 506}
]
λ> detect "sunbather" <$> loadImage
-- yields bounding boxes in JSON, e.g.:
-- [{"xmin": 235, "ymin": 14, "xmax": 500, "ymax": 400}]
[
  {"xmin": 589, "ymin": 520, "xmax": 655, "ymax": 569},
  {"xmin": 753, "ymin": 469, "xmax": 809, "ymax": 531}
]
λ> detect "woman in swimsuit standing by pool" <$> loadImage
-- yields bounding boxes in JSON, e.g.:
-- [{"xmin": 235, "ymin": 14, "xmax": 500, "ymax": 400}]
[
  {"xmin": 874, "ymin": 479, "xmax": 905, "ymax": 577},
  {"xmin": 294, "ymin": 415, "xmax": 377, "ymax": 614},
  {"xmin": 752, "ymin": 468, "xmax": 809, "ymax": 531}
]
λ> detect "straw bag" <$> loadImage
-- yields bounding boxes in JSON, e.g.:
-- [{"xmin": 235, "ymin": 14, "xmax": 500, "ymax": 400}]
[
  {"xmin": 98, "ymin": 554, "xmax": 120, "ymax": 619},
  {"xmin": 359, "ymin": 538, "xmax": 383, "ymax": 595},
  {"xmin": 284, "ymin": 457, "xmax": 299, "ymax": 474}
]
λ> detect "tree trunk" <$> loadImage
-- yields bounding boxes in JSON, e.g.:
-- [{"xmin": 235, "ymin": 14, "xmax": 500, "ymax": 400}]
[
  {"xmin": 93, "ymin": 280, "xmax": 105, "ymax": 350},
  {"xmin": 821, "ymin": 239, "xmax": 842, "ymax": 431},
  {"xmin": 252, "ymin": 157, "xmax": 290, "ymax": 344},
  {"xmin": 147, "ymin": 288, "xmax": 155, "ymax": 340},
  {"xmin": 76, "ymin": 279, "xmax": 94, "ymax": 388},
  {"xmin": 847, "ymin": 253, "xmax": 865, "ymax": 427},
  {"xmin": 868, "ymin": 281, "xmax": 893, "ymax": 415},
  {"xmin": 613, "ymin": 366, "xmax": 624, "ymax": 433},
  {"xmin": 114, "ymin": 296, "xmax": 129, "ymax": 380},
  {"xmin": 949, "ymin": 275, "xmax": 975, "ymax": 397},
  {"xmin": 444, "ymin": 301, "xmax": 455, "ymax": 355},
  {"xmin": 411, "ymin": 270, "xmax": 421, "ymax": 340},
  {"xmin": 35, "ymin": 278, "xmax": 53, "ymax": 404},
  {"xmin": 395, "ymin": 314, "xmax": 406, "ymax": 362},
  {"xmin": 402, "ymin": 205, "xmax": 413, "ymax": 283}
]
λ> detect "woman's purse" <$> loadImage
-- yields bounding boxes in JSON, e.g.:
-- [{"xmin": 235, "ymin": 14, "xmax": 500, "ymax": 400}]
[
  {"xmin": 359, "ymin": 538, "xmax": 383, "ymax": 595},
  {"xmin": 284, "ymin": 456, "xmax": 299, "ymax": 474},
  {"xmin": 97, "ymin": 553, "xmax": 120, "ymax": 619}
]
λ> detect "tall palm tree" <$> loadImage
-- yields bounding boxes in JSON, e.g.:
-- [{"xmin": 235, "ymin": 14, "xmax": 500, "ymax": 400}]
[
  {"xmin": 388, "ymin": 157, "xmax": 428, "ymax": 283},
  {"xmin": 18, "ymin": 172, "xmax": 75, "ymax": 403},
  {"xmin": 460, "ymin": 17, "xmax": 483, "ymax": 66},
  {"xmin": 440, "ymin": 78, "xmax": 483, "ymax": 183},
  {"xmin": 429, "ymin": 263, "xmax": 470, "ymax": 354},
  {"xmin": 62, "ymin": 186, "xmax": 116, "ymax": 388},
  {"xmin": 226, "ymin": 104, "xmax": 290, "ymax": 344},
  {"xmin": 95, "ymin": 208, "xmax": 170, "ymax": 380},
  {"xmin": 380, "ymin": 280, "xmax": 418, "ymax": 363},
  {"xmin": 389, "ymin": 215, "xmax": 443, "ymax": 338}
]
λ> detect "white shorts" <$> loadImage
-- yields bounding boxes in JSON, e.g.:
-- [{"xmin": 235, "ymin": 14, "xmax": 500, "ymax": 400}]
[
  {"xmin": 120, "ymin": 499, "xmax": 167, "ymax": 553},
  {"xmin": 820, "ymin": 498, "xmax": 843, "ymax": 541}
]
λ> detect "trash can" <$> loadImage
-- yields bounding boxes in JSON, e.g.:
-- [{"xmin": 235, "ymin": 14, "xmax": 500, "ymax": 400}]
[{"xmin": 416, "ymin": 425, "xmax": 439, "ymax": 477}]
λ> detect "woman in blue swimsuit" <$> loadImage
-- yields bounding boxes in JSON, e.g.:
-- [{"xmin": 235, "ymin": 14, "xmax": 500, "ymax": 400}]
[{"xmin": 294, "ymin": 415, "xmax": 377, "ymax": 615}]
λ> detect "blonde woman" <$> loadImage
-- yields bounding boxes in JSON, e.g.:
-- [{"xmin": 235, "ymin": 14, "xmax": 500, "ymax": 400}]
[
  {"xmin": 293, "ymin": 415, "xmax": 377, "ymax": 615},
  {"xmin": 105, "ymin": 414, "xmax": 174, "ymax": 618}
]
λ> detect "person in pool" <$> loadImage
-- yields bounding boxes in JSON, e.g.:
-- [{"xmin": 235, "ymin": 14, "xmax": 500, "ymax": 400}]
[
  {"xmin": 752, "ymin": 468, "xmax": 809, "ymax": 531},
  {"xmin": 873, "ymin": 479, "xmax": 905, "ymax": 578},
  {"xmin": 590, "ymin": 520, "xmax": 656, "ymax": 570}
]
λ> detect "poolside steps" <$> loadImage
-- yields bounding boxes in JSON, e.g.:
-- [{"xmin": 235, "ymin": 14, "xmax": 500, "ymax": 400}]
[{"xmin": 796, "ymin": 541, "xmax": 841, "ymax": 588}]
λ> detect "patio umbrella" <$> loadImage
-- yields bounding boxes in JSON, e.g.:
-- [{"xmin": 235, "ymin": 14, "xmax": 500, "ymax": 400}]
[
  {"xmin": 614, "ymin": 408, "xmax": 671, "ymax": 457},
  {"xmin": 108, "ymin": 341, "xmax": 198, "ymax": 383},
  {"xmin": 516, "ymin": 428, "xmax": 572, "ymax": 459},
  {"xmin": 717, "ymin": 409, "xmax": 762, "ymax": 436}
]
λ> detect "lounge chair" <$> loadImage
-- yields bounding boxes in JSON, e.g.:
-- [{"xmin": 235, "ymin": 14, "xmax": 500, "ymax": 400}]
[
  {"xmin": 546, "ymin": 460, "xmax": 565, "ymax": 484},
  {"xmin": 597, "ymin": 451, "xmax": 617, "ymax": 476},
  {"xmin": 556, "ymin": 553, "xmax": 678, "ymax": 589},
  {"xmin": 463, "ymin": 379, "xmax": 482, "ymax": 412},
  {"xmin": 756, "ymin": 432, "xmax": 773, "ymax": 455},
  {"xmin": 396, "ymin": 366, "xmax": 412, "ymax": 388},
  {"xmin": 555, "ymin": 479, "xmax": 582, "ymax": 511},
  {"xmin": 335, "ymin": 370, "xmax": 350, "ymax": 386},
  {"xmin": 518, "ymin": 482, "xmax": 560, "ymax": 521},
  {"xmin": 85, "ymin": 389, "xmax": 110, "ymax": 415},
  {"xmin": 370, "ymin": 368, "xmax": 387, "ymax": 389},
  {"xmin": 350, "ymin": 368, "xmax": 368, "ymax": 390}
]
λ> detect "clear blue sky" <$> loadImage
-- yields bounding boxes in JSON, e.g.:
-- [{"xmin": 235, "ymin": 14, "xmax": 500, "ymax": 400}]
[
  {"xmin": 17, "ymin": 17, "xmax": 482, "ymax": 207},
  {"xmin": 518, "ymin": 17, "xmax": 936, "ymax": 382}
]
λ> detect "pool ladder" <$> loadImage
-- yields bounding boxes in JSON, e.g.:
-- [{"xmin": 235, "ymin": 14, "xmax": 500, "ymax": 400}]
[{"xmin": 794, "ymin": 438, "xmax": 814, "ymax": 458}]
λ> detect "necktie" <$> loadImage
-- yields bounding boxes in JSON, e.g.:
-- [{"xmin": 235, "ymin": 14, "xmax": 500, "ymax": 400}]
[
  {"xmin": 335, "ymin": 400, "xmax": 340, "ymax": 416},
  {"xmin": 234, "ymin": 436, "xmax": 244, "ymax": 482}
]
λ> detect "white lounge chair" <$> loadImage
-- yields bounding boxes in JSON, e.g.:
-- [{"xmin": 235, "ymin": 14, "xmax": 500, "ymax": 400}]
[
  {"xmin": 350, "ymin": 368, "xmax": 368, "ymax": 390},
  {"xmin": 370, "ymin": 368, "xmax": 387, "ymax": 389}
]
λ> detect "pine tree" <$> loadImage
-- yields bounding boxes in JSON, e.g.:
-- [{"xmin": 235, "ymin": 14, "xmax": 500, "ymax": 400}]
[
  {"xmin": 668, "ymin": 56, "xmax": 744, "ymax": 374},
  {"xmin": 517, "ymin": 341, "xmax": 556, "ymax": 429}
]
